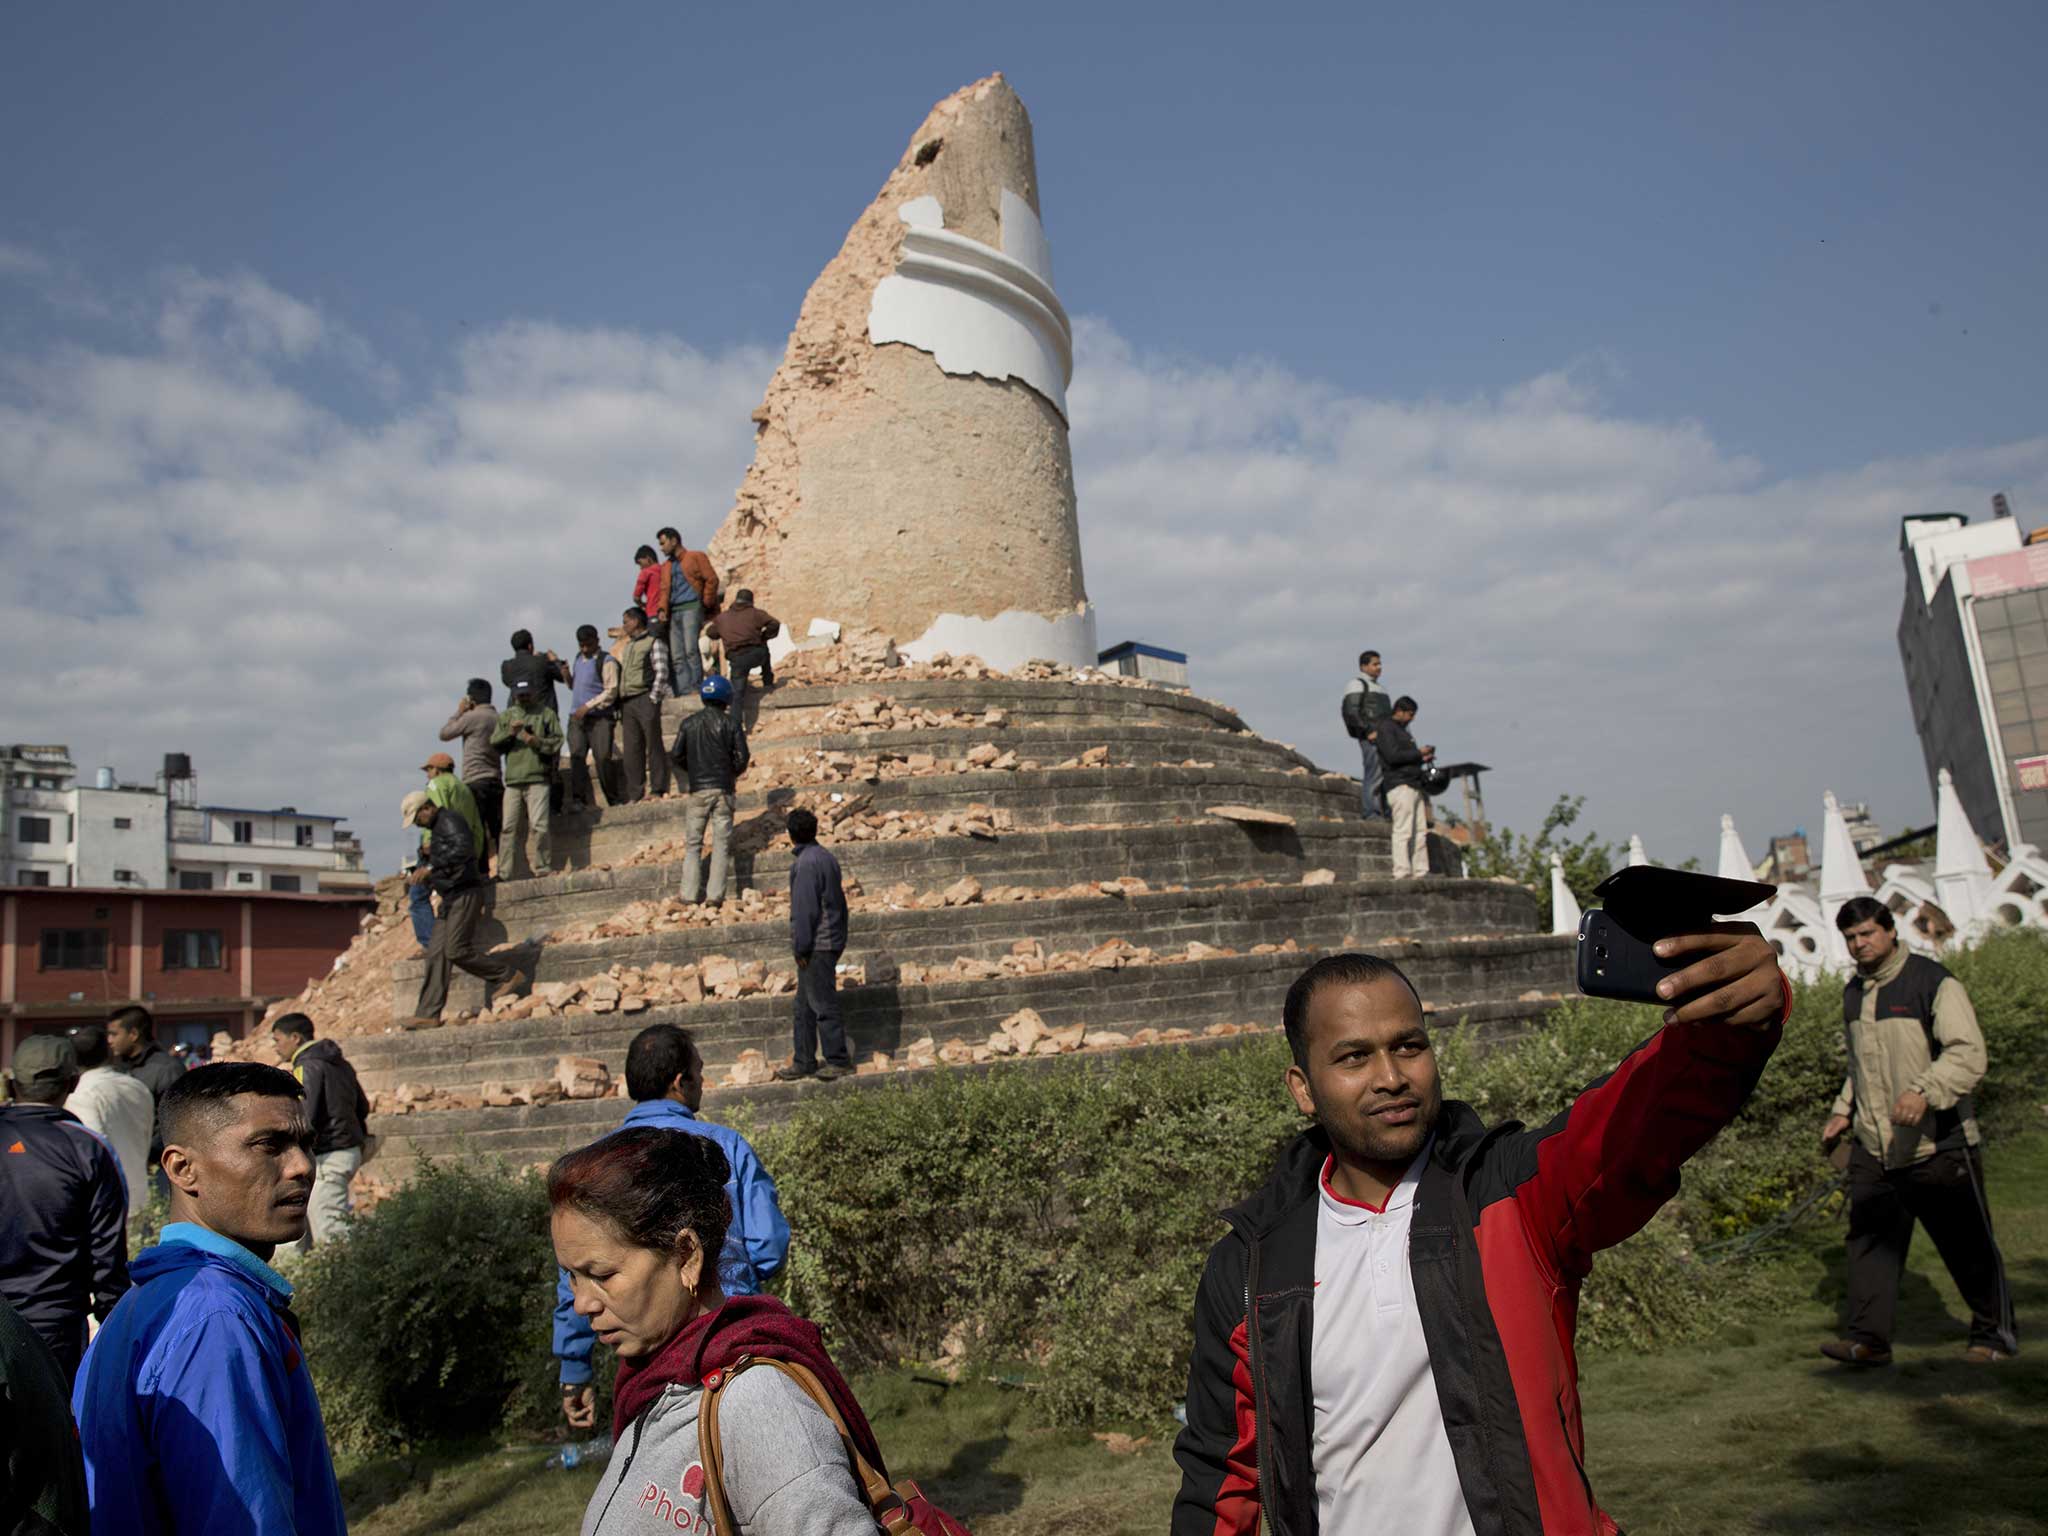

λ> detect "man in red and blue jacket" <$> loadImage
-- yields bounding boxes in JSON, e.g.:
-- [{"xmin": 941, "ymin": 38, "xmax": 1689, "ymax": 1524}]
[{"xmin": 1172, "ymin": 926, "xmax": 1789, "ymax": 1536}]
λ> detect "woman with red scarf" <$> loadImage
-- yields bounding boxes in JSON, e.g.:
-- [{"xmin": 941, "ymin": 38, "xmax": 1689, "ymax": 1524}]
[{"xmin": 550, "ymin": 1126, "xmax": 878, "ymax": 1536}]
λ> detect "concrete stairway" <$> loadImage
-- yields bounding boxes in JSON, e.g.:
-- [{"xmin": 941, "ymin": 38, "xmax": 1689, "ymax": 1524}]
[{"xmin": 358, "ymin": 668, "xmax": 1572, "ymax": 1177}]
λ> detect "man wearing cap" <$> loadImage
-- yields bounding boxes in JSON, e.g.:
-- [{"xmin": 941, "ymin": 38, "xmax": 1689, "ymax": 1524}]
[
  {"xmin": 493, "ymin": 678, "xmax": 563, "ymax": 882},
  {"xmin": 440, "ymin": 678, "xmax": 503, "ymax": 864},
  {"xmin": 405, "ymin": 758, "xmax": 487, "ymax": 946},
  {"xmin": 0, "ymin": 1035, "xmax": 130, "ymax": 1382},
  {"xmin": 405, "ymin": 797, "xmax": 525, "ymax": 1026}
]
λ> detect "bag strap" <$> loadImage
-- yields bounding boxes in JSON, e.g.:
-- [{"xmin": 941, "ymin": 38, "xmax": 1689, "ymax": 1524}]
[{"xmin": 697, "ymin": 1356, "xmax": 915, "ymax": 1535}]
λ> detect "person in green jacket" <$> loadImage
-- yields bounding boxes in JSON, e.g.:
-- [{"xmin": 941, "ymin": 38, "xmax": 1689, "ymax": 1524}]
[
  {"xmin": 492, "ymin": 678, "xmax": 565, "ymax": 881},
  {"xmin": 1, "ymin": 1293, "xmax": 88, "ymax": 1535}
]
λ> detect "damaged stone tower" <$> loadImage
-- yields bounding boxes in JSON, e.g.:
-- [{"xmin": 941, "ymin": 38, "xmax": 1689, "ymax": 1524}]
[{"xmin": 708, "ymin": 74, "xmax": 1095, "ymax": 672}]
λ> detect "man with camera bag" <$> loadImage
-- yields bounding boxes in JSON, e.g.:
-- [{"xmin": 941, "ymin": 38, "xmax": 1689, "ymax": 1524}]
[
  {"xmin": 1375, "ymin": 696, "xmax": 1435, "ymax": 879},
  {"xmin": 1341, "ymin": 650, "xmax": 1393, "ymax": 820},
  {"xmin": 1819, "ymin": 897, "xmax": 2017, "ymax": 1365}
]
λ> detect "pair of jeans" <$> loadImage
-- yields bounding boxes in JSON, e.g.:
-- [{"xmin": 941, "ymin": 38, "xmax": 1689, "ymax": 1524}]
[
  {"xmin": 728, "ymin": 643, "xmax": 772, "ymax": 728},
  {"xmin": 413, "ymin": 885, "xmax": 515, "ymax": 1019},
  {"xmin": 566, "ymin": 712, "xmax": 619, "ymax": 808},
  {"xmin": 1389, "ymin": 785, "xmax": 1430, "ymax": 878},
  {"xmin": 1359, "ymin": 738, "xmax": 1387, "ymax": 820},
  {"xmin": 1844, "ymin": 1142, "xmax": 2018, "ymax": 1353},
  {"xmin": 793, "ymin": 947, "xmax": 851, "ymax": 1072},
  {"xmin": 500, "ymin": 781, "xmax": 552, "ymax": 880},
  {"xmin": 670, "ymin": 600, "xmax": 704, "ymax": 694},
  {"xmin": 683, "ymin": 789, "xmax": 735, "ymax": 902},
  {"xmin": 619, "ymin": 692, "xmax": 669, "ymax": 802},
  {"xmin": 288, "ymin": 1146, "xmax": 364, "ymax": 1255},
  {"xmin": 407, "ymin": 877, "xmax": 435, "ymax": 944}
]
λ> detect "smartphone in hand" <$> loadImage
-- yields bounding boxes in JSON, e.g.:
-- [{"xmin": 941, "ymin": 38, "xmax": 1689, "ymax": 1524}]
[{"xmin": 1576, "ymin": 865, "xmax": 1774, "ymax": 1004}]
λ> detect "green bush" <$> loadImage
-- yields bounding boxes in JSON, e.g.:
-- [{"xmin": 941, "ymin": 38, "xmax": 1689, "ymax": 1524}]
[{"xmin": 296, "ymin": 1159, "xmax": 562, "ymax": 1454}]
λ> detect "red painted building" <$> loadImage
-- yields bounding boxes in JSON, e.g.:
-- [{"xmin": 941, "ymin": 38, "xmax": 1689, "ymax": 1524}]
[{"xmin": 1, "ymin": 885, "xmax": 374, "ymax": 1067}]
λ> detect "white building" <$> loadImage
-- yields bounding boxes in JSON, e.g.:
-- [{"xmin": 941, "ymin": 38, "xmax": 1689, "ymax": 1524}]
[
  {"xmin": 0, "ymin": 747, "xmax": 369, "ymax": 894},
  {"xmin": 1898, "ymin": 496, "xmax": 2048, "ymax": 855}
]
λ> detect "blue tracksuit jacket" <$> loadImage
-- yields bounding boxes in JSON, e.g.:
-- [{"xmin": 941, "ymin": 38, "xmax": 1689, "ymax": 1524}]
[
  {"xmin": 71, "ymin": 1223, "xmax": 345, "ymax": 1535},
  {"xmin": 553, "ymin": 1098, "xmax": 792, "ymax": 1386}
]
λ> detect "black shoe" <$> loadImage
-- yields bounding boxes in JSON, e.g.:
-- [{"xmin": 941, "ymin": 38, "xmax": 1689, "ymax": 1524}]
[
  {"xmin": 773, "ymin": 1064, "xmax": 815, "ymax": 1083},
  {"xmin": 815, "ymin": 1063, "xmax": 851, "ymax": 1082}
]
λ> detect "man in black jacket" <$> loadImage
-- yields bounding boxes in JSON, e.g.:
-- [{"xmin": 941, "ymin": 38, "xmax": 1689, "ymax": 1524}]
[
  {"xmin": 404, "ymin": 793, "xmax": 524, "ymax": 1027},
  {"xmin": 671, "ymin": 674, "xmax": 751, "ymax": 907},
  {"xmin": 0, "ymin": 1035, "xmax": 129, "ymax": 1383},
  {"xmin": 775, "ymin": 809, "xmax": 852, "ymax": 1083},
  {"xmin": 1173, "ymin": 935, "xmax": 1788, "ymax": 1536},
  {"xmin": 270, "ymin": 1013, "xmax": 370, "ymax": 1252},
  {"xmin": 1375, "ymin": 695, "xmax": 1435, "ymax": 880},
  {"xmin": 106, "ymin": 1004, "xmax": 183, "ymax": 1187}
]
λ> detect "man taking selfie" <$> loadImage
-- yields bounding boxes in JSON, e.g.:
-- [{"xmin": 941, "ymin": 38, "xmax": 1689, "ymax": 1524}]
[{"xmin": 1172, "ymin": 923, "xmax": 1788, "ymax": 1536}]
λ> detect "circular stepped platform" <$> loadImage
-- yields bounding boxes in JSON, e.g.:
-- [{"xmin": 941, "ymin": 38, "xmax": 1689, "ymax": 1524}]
[{"xmin": 353, "ymin": 665, "xmax": 1571, "ymax": 1183}]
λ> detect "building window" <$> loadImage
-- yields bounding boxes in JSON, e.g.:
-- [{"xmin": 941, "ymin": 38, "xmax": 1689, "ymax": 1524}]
[
  {"xmin": 113, "ymin": 817, "xmax": 133, "ymax": 830},
  {"xmin": 269, "ymin": 874, "xmax": 302, "ymax": 893},
  {"xmin": 235, "ymin": 872, "xmax": 254, "ymax": 885},
  {"xmin": 233, "ymin": 820, "xmax": 254, "ymax": 844},
  {"xmin": 33, "ymin": 776, "xmax": 62, "ymax": 790},
  {"xmin": 40, "ymin": 929, "xmax": 108, "ymax": 970},
  {"xmin": 113, "ymin": 868, "xmax": 139, "ymax": 885},
  {"xmin": 178, "ymin": 871, "xmax": 214, "ymax": 890},
  {"xmin": 18, "ymin": 817, "xmax": 52, "ymax": 844},
  {"xmin": 163, "ymin": 929, "xmax": 225, "ymax": 970},
  {"xmin": 296, "ymin": 824, "xmax": 315, "ymax": 847},
  {"xmin": 21, "ymin": 870, "xmax": 50, "ymax": 887}
]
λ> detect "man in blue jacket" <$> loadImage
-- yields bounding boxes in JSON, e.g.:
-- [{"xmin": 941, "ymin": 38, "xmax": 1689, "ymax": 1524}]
[
  {"xmin": 775, "ymin": 807, "xmax": 853, "ymax": 1082},
  {"xmin": 552, "ymin": 1023, "xmax": 790, "ymax": 1430},
  {"xmin": 72, "ymin": 1061, "xmax": 346, "ymax": 1536}
]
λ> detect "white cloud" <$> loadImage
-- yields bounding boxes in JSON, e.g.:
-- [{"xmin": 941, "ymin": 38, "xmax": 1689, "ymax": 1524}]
[{"xmin": 2, "ymin": 256, "xmax": 2043, "ymax": 886}]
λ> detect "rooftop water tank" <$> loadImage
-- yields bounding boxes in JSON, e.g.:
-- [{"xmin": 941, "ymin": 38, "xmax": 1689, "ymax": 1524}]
[{"xmin": 95, "ymin": 767, "xmax": 115, "ymax": 790}]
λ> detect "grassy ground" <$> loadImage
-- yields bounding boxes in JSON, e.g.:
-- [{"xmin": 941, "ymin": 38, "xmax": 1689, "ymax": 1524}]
[{"xmin": 343, "ymin": 1130, "xmax": 2048, "ymax": 1536}]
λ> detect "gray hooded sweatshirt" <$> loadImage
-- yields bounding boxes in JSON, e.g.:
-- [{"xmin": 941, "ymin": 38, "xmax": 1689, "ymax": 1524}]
[{"xmin": 581, "ymin": 1368, "xmax": 874, "ymax": 1536}]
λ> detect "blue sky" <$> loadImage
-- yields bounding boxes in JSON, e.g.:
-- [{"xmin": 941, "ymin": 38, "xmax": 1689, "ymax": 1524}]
[{"xmin": 4, "ymin": 4, "xmax": 2046, "ymax": 875}]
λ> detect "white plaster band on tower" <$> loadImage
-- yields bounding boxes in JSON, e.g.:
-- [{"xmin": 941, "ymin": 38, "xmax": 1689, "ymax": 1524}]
[
  {"xmin": 897, "ymin": 604, "xmax": 1100, "ymax": 675},
  {"xmin": 868, "ymin": 195, "xmax": 1074, "ymax": 421}
]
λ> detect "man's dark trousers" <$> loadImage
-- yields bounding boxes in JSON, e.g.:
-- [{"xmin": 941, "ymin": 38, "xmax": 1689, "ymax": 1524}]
[
  {"xmin": 793, "ymin": 950, "xmax": 852, "ymax": 1073},
  {"xmin": 566, "ymin": 712, "xmax": 620, "ymax": 808},
  {"xmin": 729, "ymin": 643, "xmax": 772, "ymax": 722},
  {"xmin": 470, "ymin": 780, "xmax": 504, "ymax": 862},
  {"xmin": 414, "ymin": 886, "xmax": 515, "ymax": 1018},
  {"xmin": 620, "ymin": 693, "xmax": 668, "ymax": 802},
  {"xmin": 1359, "ymin": 739, "xmax": 1387, "ymax": 820},
  {"xmin": 1844, "ymin": 1142, "xmax": 2017, "ymax": 1353}
]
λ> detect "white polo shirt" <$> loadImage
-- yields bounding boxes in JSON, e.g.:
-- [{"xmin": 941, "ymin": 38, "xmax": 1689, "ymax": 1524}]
[{"xmin": 1312, "ymin": 1146, "xmax": 1476, "ymax": 1536}]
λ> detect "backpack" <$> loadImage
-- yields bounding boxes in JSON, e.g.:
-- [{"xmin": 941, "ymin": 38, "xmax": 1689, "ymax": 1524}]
[{"xmin": 699, "ymin": 1356, "xmax": 974, "ymax": 1536}]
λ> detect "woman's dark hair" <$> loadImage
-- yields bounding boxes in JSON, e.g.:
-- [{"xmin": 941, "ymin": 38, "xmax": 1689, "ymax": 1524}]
[
  {"xmin": 1835, "ymin": 895, "xmax": 1894, "ymax": 933},
  {"xmin": 635, "ymin": 544, "xmax": 658, "ymax": 563},
  {"xmin": 548, "ymin": 1127, "xmax": 731, "ymax": 1269}
]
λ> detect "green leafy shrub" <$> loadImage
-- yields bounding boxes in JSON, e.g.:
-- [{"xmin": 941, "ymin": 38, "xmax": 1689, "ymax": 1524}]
[{"xmin": 297, "ymin": 1159, "xmax": 561, "ymax": 1454}]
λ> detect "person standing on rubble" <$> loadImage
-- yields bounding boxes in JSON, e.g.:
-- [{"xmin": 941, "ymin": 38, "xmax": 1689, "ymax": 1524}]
[
  {"xmin": 775, "ymin": 809, "xmax": 853, "ymax": 1083},
  {"xmin": 706, "ymin": 589, "xmax": 781, "ymax": 727}
]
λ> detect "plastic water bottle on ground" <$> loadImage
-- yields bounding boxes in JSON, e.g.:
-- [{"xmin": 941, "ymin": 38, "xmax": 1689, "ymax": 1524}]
[{"xmin": 547, "ymin": 1436, "xmax": 613, "ymax": 1470}]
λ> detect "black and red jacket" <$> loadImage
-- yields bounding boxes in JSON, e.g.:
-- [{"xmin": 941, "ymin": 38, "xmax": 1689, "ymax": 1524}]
[{"xmin": 1170, "ymin": 1002, "xmax": 1786, "ymax": 1536}]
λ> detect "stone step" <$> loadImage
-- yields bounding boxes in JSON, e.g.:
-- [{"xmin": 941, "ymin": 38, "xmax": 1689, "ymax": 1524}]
[
  {"xmin": 673, "ymin": 677, "xmax": 1257, "ymax": 740},
  {"xmin": 550, "ymin": 763, "xmax": 1364, "ymax": 871},
  {"xmin": 390, "ymin": 877, "xmax": 1542, "ymax": 1019},
  {"xmin": 476, "ymin": 819, "xmax": 1393, "ymax": 944},
  {"xmin": 741, "ymin": 723, "xmax": 1316, "ymax": 777},
  {"xmin": 353, "ymin": 934, "xmax": 1575, "ymax": 1096}
]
